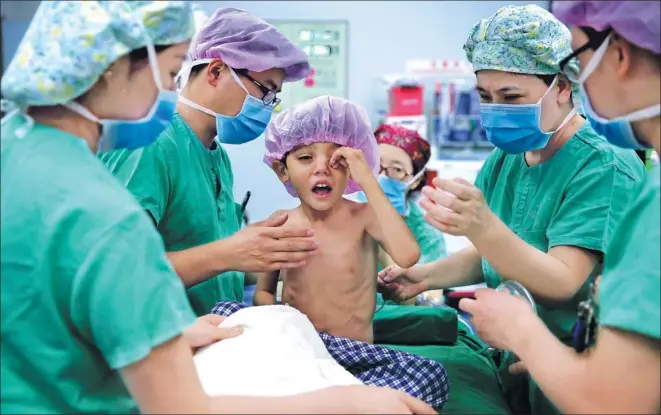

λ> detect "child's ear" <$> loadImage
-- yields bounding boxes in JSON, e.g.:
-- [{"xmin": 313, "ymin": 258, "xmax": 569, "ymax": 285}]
[{"xmin": 271, "ymin": 160, "xmax": 290, "ymax": 184}]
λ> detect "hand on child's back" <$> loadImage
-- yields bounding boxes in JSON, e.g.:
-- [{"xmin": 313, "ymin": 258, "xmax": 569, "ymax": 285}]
[
  {"xmin": 226, "ymin": 213, "xmax": 319, "ymax": 272},
  {"xmin": 329, "ymin": 147, "xmax": 374, "ymax": 187}
]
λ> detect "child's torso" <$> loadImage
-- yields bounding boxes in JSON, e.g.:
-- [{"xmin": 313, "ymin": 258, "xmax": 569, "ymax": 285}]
[{"xmin": 280, "ymin": 204, "xmax": 378, "ymax": 343}]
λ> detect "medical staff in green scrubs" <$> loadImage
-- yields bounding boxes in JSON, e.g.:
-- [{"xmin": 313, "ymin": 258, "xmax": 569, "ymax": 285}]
[
  {"xmin": 378, "ymin": 5, "xmax": 645, "ymax": 414},
  {"xmin": 100, "ymin": 8, "xmax": 319, "ymax": 317},
  {"xmin": 372, "ymin": 123, "xmax": 448, "ymax": 266},
  {"xmin": 457, "ymin": 1, "xmax": 661, "ymax": 413},
  {"xmin": 368, "ymin": 123, "xmax": 447, "ymax": 306},
  {"xmin": 1, "ymin": 2, "xmax": 207, "ymax": 412},
  {"xmin": 0, "ymin": 2, "xmax": 435, "ymax": 414}
]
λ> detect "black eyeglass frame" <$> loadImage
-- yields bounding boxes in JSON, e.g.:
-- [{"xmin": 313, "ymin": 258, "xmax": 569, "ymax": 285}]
[
  {"xmin": 559, "ymin": 27, "xmax": 612, "ymax": 81},
  {"xmin": 233, "ymin": 68, "xmax": 281, "ymax": 107}
]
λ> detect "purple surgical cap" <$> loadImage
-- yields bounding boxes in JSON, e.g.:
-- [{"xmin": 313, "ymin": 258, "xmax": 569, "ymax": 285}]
[
  {"xmin": 553, "ymin": 1, "xmax": 660, "ymax": 54},
  {"xmin": 264, "ymin": 95, "xmax": 379, "ymax": 198},
  {"xmin": 188, "ymin": 7, "xmax": 310, "ymax": 81}
]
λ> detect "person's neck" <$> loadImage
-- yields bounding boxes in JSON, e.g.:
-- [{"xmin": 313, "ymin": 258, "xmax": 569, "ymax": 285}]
[
  {"xmin": 175, "ymin": 100, "xmax": 217, "ymax": 149},
  {"xmin": 525, "ymin": 112, "xmax": 584, "ymax": 167},
  {"xmin": 299, "ymin": 199, "xmax": 345, "ymax": 224},
  {"xmin": 28, "ymin": 107, "xmax": 101, "ymax": 152},
  {"xmin": 634, "ymin": 116, "xmax": 661, "ymax": 156}
]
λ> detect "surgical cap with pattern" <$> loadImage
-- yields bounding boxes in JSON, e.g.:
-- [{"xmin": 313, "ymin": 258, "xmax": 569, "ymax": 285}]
[
  {"xmin": 1, "ymin": 1, "xmax": 195, "ymax": 108},
  {"xmin": 553, "ymin": 0, "xmax": 661, "ymax": 55},
  {"xmin": 187, "ymin": 8, "xmax": 310, "ymax": 82},
  {"xmin": 463, "ymin": 4, "xmax": 581, "ymax": 102},
  {"xmin": 264, "ymin": 95, "xmax": 379, "ymax": 197},
  {"xmin": 129, "ymin": 1, "xmax": 195, "ymax": 46}
]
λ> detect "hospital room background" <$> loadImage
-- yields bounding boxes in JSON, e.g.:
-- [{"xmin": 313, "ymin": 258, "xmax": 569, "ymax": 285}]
[{"xmin": 1, "ymin": 0, "xmax": 656, "ymax": 257}]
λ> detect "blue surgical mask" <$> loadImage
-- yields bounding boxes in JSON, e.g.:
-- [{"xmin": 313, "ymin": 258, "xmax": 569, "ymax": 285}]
[
  {"xmin": 354, "ymin": 169, "xmax": 426, "ymax": 216},
  {"xmin": 480, "ymin": 76, "xmax": 576, "ymax": 154},
  {"xmin": 176, "ymin": 62, "xmax": 274, "ymax": 145},
  {"xmin": 578, "ymin": 33, "xmax": 659, "ymax": 150},
  {"xmin": 66, "ymin": 43, "xmax": 177, "ymax": 153}
]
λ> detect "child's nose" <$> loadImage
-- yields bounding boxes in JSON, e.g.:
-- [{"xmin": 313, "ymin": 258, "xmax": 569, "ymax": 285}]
[{"xmin": 313, "ymin": 158, "xmax": 331, "ymax": 174}]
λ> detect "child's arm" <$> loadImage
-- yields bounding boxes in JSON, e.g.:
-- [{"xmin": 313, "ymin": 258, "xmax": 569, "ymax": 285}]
[
  {"xmin": 330, "ymin": 147, "xmax": 420, "ymax": 268},
  {"xmin": 253, "ymin": 271, "xmax": 280, "ymax": 305}
]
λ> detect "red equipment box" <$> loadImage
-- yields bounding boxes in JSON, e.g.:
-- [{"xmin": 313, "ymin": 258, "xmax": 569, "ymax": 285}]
[{"xmin": 388, "ymin": 84, "xmax": 424, "ymax": 116}]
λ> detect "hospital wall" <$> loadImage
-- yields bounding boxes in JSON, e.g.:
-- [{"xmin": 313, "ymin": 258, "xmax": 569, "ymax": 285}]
[{"xmin": 202, "ymin": 1, "xmax": 547, "ymax": 224}]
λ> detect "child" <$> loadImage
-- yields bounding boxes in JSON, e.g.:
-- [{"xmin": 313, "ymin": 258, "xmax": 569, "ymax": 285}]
[
  {"xmin": 253, "ymin": 95, "xmax": 421, "ymax": 343},
  {"xmin": 211, "ymin": 97, "xmax": 448, "ymax": 412}
]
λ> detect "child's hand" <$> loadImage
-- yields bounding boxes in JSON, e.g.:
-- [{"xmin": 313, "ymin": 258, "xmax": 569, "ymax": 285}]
[{"xmin": 329, "ymin": 147, "xmax": 374, "ymax": 186}]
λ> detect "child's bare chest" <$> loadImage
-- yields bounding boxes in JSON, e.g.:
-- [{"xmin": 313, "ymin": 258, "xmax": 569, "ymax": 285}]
[{"xmin": 282, "ymin": 215, "xmax": 376, "ymax": 285}]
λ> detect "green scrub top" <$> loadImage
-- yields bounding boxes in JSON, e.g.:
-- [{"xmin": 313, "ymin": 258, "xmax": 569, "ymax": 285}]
[
  {"xmin": 599, "ymin": 164, "xmax": 660, "ymax": 341},
  {"xmin": 100, "ymin": 114, "xmax": 244, "ymax": 316},
  {"xmin": 1, "ymin": 116, "xmax": 196, "ymax": 414},
  {"xmin": 475, "ymin": 121, "xmax": 645, "ymax": 342},
  {"xmin": 406, "ymin": 202, "xmax": 448, "ymax": 264}
]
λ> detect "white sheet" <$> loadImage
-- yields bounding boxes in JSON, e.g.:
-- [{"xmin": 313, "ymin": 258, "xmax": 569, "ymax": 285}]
[{"xmin": 194, "ymin": 305, "xmax": 363, "ymax": 397}]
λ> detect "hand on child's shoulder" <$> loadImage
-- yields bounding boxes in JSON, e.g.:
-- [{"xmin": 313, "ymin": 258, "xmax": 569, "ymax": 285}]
[{"xmin": 268, "ymin": 209, "xmax": 291, "ymax": 222}]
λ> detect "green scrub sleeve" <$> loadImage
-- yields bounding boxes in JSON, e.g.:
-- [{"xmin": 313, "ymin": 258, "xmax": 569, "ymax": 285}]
[
  {"xmin": 100, "ymin": 142, "xmax": 172, "ymax": 225},
  {"xmin": 473, "ymin": 151, "xmax": 495, "ymax": 193},
  {"xmin": 407, "ymin": 203, "xmax": 448, "ymax": 264},
  {"xmin": 599, "ymin": 168, "xmax": 660, "ymax": 340},
  {"xmin": 70, "ymin": 211, "xmax": 196, "ymax": 370},
  {"xmin": 546, "ymin": 166, "xmax": 637, "ymax": 253}
]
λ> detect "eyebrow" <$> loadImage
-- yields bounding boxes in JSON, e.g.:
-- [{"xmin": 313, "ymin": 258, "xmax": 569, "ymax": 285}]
[
  {"xmin": 388, "ymin": 160, "xmax": 406, "ymax": 167},
  {"xmin": 477, "ymin": 85, "xmax": 523, "ymax": 93}
]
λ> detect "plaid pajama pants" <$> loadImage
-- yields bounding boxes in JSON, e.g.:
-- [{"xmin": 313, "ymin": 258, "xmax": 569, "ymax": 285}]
[{"xmin": 210, "ymin": 301, "xmax": 450, "ymax": 410}]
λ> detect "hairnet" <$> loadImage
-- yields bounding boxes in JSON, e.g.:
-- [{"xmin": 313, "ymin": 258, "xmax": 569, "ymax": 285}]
[
  {"xmin": 1, "ymin": 1, "xmax": 193, "ymax": 108},
  {"xmin": 264, "ymin": 95, "xmax": 379, "ymax": 197},
  {"xmin": 188, "ymin": 8, "xmax": 310, "ymax": 81},
  {"xmin": 128, "ymin": 1, "xmax": 195, "ymax": 46},
  {"xmin": 374, "ymin": 124, "xmax": 431, "ymax": 174},
  {"xmin": 552, "ymin": 1, "xmax": 661, "ymax": 55}
]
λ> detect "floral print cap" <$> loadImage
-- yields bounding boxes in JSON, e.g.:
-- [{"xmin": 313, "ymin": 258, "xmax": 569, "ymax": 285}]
[
  {"xmin": 1, "ymin": 1, "xmax": 194, "ymax": 108},
  {"xmin": 463, "ymin": 4, "xmax": 580, "ymax": 101}
]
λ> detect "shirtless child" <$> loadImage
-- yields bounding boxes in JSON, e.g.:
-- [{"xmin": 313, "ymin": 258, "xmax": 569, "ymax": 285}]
[{"xmin": 253, "ymin": 95, "xmax": 420, "ymax": 343}]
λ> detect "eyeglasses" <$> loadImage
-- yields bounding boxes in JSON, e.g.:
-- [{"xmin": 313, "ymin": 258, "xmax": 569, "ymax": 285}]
[
  {"xmin": 559, "ymin": 27, "xmax": 612, "ymax": 83},
  {"xmin": 233, "ymin": 68, "xmax": 281, "ymax": 106},
  {"xmin": 380, "ymin": 165, "xmax": 412, "ymax": 181}
]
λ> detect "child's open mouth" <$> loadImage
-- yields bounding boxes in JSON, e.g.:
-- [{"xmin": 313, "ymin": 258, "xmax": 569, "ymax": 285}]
[{"xmin": 311, "ymin": 183, "xmax": 333, "ymax": 198}]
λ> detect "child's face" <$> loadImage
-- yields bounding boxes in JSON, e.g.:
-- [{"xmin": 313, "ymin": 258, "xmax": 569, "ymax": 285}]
[{"xmin": 277, "ymin": 142, "xmax": 350, "ymax": 210}]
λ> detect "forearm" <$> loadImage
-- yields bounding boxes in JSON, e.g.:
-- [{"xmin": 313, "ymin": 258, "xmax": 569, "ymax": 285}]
[
  {"xmin": 363, "ymin": 179, "xmax": 420, "ymax": 268},
  {"xmin": 167, "ymin": 239, "xmax": 232, "ymax": 288},
  {"xmin": 512, "ymin": 317, "xmax": 595, "ymax": 414},
  {"xmin": 253, "ymin": 290, "xmax": 277, "ymax": 306},
  {"xmin": 469, "ymin": 213, "xmax": 583, "ymax": 301},
  {"xmin": 254, "ymin": 271, "xmax": 280, "ymax": 306},
  {"xmin": 207, "ymin": 390, "xmax": 339, "ymax": 414},
  {"xmin": 422, "ymin": 245, "xmax": 484, "ymax": 290}
]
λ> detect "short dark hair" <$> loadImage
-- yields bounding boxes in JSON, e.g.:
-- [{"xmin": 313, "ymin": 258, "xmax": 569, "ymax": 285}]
[{"xmin": 127, "ymin": 44, "xmax": 174, "ymax": 74}]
